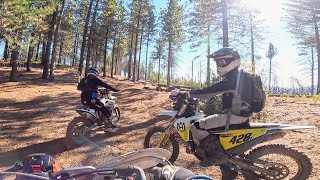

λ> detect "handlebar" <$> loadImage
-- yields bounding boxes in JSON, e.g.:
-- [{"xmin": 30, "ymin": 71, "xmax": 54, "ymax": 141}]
[
  {"xmin": 0, "ymin": 166, "xmax": 146, "ymax": 180},
  {"xmin": 98, "ymin": 88, "xmax": 110, "ymax": 94}
]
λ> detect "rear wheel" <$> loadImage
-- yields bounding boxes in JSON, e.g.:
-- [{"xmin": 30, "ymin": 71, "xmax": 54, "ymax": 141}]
[
  {"xmin": 65, "ymin": 117, "xmax": 94, "ymax": 149},
  {"xmin": 143, "ymin": 126, "xmax": 179, "ymax": 164},
  {"xmin": 221, "ymin": 145, "xmax": 313, "ymax": 179}
]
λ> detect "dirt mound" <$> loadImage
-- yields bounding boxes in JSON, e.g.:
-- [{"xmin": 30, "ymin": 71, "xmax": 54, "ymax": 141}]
[{"xmin": 0, "ymin": 67, "xmax": 319, "ymax": 179}]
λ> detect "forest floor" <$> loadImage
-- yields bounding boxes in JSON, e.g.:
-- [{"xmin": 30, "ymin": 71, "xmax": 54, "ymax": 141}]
[{"xmin": 0, "ymin": 67, "xmax": 319, "ymax": 179}]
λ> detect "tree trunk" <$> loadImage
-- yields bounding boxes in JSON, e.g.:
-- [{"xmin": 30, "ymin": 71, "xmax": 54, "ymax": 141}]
[
  {"xmin": 41, "ymin": 41, "xmax": 46, "ymax": 65},
  {"xmin": 116, "ymin": 38, "xmax": 121, "ymax": 75},
  {"xmin": 72, "ymin": 23, "xmax": 79, "ymax": 67},
  {"xmin": 314, "ymin": 21, "xmax": 320, "ymax": 94},
  {"xmin": 311, "ymin": 46, "xmax": 314, "ymax": 95},
  {"xmin": 10, "ymin": 45, "xmax": 19, "ymax": 82},
  {"xmin": 145, "ymin": 25, "xmax": 150, "ymax": 82},
  {"xmin": 42, "ymin": 10, "xmax": 58, "ymax": 79},
  {"xmin": 78, "ymin": 0, "xmax": 94, "ymax": 77},
  {"xmin": 103, "ymin": 28, "xmax": 109, "ymax": 77},
  {"xmin": 133, "ymin": 6, "xmax": 142, "ymax": 82},
  {"xmin": 167, "ymin": 38, "xmax": 172, "ymax": 87},
  {"xmin": 26, "ymin": 40, "xmax": 34, "ymax": 71},
  {"xmin": 158, "ymin": 56, "xmax": 160, "ymax": 83},
  {"xmin": 269, "ymin": 59, "xmax": 272, "ymax": 92},
  {"xmin": 192, "ymin": 60, "xmax": 193, "ymax": 81},
  {"xmin": 250, "ymin": 17, "xmax": 255, "ymax": 75},
  {"xmin": 3, "ymin": 39, "xmax": 9, "ymax": 61},
  {"xmin": 111, "ymin": 37, "xmax": 116, "ymax": 78},
  {"xmin": 85, "ymin": 0, "xmax": 100, "ymax": 77},
  {"xmin": 137, "ymin": 26, "xmax": 144, "ymax": 81},
  {"xmin": 50, "ymin": 0, "xmax": 66, "ymax": 80},
  {"xmin": 207, "ymin": 25, "xmax": 210, "ymax": 84},
  {"xmin": 128, "ymin": 30, "xmax": 134, "ymax": 79},
  {"xmin": 58, "ymin": 39, "xmax": 64, "ymax": 65},
  {"xmin": 222, "ymin": 0, "xmax": 229, "ymax": 47},
  {"xmin": 34, "ymin": 41, "xmax": 40, "ymax": 62}
]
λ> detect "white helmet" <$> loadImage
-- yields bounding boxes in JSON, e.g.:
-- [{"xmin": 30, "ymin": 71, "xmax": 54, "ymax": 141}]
[{"xmin": 209, "ymin": 47, "xmax": 241, "ymax": 76}]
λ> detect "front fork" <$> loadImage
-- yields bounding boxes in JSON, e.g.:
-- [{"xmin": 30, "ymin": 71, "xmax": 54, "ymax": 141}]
[{"xmin": 156, "ymin": 124, "xmax": 175, "ymax": 148}]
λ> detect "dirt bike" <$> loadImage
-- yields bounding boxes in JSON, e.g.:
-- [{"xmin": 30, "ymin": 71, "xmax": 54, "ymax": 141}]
[
  {"xmin": 144, "ymin": 92, "xmax": 314, "ymax": 179},
  {"xmin": 0, "ymin": 148, "xmax": 216, "ymax": 180},
  {"xmin": 65, "ymin": 88, "xmax": 120, "ymax": 149}
]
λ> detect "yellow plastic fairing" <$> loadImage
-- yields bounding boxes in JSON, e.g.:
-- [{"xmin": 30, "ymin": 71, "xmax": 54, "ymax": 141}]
[{"xmin": 219, "ymin": 128, "xmax": 267, "ymax": 150}]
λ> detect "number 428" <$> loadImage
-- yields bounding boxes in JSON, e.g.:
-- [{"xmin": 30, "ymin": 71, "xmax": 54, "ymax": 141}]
[{"xmin": 229, "ymin": 133, "xmax": 253, "ymax": 144}]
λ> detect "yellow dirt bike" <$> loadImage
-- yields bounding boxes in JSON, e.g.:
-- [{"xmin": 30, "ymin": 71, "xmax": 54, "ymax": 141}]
[{"xmin": 143, "ymin": 93, "xmax": 314, "ymax": 179}]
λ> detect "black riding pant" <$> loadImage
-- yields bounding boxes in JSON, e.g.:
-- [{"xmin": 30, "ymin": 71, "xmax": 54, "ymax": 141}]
[{"xmin": 81, "ymin": 98, "xmax": 112, "ymax": 119}]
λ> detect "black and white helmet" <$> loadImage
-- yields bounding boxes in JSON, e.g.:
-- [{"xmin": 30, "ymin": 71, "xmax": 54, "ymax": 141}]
[{"xmin": 209, "ymin": 47, "xmax": 241, "ymax": 76}]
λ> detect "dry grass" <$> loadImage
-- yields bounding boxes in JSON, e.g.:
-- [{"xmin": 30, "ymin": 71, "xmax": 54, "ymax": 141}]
[{"xmin": 0, "ymin": 67, "xmax": 319, "ymax": 179}]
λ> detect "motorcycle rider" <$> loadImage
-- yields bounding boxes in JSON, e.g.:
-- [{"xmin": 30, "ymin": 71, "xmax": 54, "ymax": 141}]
[
  {"xmin": 79, "ymin": 67, "xmax": 119, "ymax": 126},
  {"xmin": 188, "ymin": 47, "xmax": 264, "ymax": 165}
]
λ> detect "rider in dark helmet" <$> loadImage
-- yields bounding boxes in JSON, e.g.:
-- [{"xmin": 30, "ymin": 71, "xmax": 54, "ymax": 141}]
[
  {"xmin": 189, "ymin": 47, "xmax": 257, "ymax": 165},
  {"xmin": 80, "ymin": 67, "xmax": 119, "ymax": 125}
]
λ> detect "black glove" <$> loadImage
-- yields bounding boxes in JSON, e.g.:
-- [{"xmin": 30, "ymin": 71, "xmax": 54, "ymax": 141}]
[{"xmin": 113, "ymin": 88, "xmax": 120, "ymax": 92}]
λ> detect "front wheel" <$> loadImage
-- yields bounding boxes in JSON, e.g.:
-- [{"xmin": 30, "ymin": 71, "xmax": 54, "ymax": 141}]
[
  {"xmin": 111, "ymin": 107, "xmax": 120, "ymax": 127},
  {"xmin": 65, "ymin": 117, "xmax": 94, "ymax": 149},
  {"xmin": 143, "ymin": 126, "xmax": 179, "ymax": 164},
  {"xmin": 221, "ymin": 144, "xmax": 313, "ymax": 180}
]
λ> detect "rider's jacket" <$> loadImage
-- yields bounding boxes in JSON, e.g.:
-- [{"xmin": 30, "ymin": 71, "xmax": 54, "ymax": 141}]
[
  {"xmin": 190, "ymin": 69, "xmax": 253, "ymax": 117},
  {"xmin": 80, "ymin": 77, "xmax": 117, "ymax": 100}
]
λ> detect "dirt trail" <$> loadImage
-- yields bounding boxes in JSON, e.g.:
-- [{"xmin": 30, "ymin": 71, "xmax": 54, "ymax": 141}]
[{"xmin": 0, "ymin": 67, "xmax": 319, "ymax": 179}]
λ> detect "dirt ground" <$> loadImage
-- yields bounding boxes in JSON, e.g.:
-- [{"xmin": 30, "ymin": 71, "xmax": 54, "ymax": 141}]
[{"xmin": 0, "ymin": 67, "xmax": 319, "ymax": 179}]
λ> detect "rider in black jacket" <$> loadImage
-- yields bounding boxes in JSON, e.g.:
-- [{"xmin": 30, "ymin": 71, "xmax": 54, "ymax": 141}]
[
  {"xmin": 81, "ymin": 67, "xmax": 119, "ymax": 125},
  {"xmin": 189, "ymin": 47, "xmax": 255, "ymax": 165}
]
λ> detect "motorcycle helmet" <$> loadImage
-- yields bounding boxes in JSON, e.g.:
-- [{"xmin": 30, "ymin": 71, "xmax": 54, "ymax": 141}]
[
  {"xmin": 87, "ymin": 67, "xmax": 99, "ymax": 77},
  {"xmin": 209, "ymin": 47, "xmax": 241, "ymax": 76}
]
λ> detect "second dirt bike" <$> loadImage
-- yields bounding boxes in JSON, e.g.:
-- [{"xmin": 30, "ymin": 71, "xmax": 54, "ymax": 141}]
[
  {"xmin": 66, "ymin": 88, "xmax": 120, "ymax": 149},
  {"xmin": 144, "ymin": 92, "xmax": 314, "ymax": 179},
  {"xmin": 0, "ymin": 148, "xmax": 216, "ymax": 180}
]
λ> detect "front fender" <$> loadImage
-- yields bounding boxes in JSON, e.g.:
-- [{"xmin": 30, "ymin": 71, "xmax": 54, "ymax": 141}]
[{"xmin": 158, "ymin": 111, "xmax": 177, "ymax": 117}]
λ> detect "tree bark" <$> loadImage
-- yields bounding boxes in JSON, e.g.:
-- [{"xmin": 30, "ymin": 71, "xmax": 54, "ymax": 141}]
[
  {"xmin": 103, "ymin": 28, "xmax": 109, "ymax": 77},
  {"xmin": 250, "ymin": 16, "xmax": 255, "ymax": 75},
  {"xmin": 58, "ymin": 38, "xmax": 64, "ymax": 65},
  {"xmin": 34, "ymin": 41, "xmax": 40, "ymax": 62},
  {"xmin": 42, "ymin": 10, "xmax": 58, "ymax": 79},
  {"xmin": 26, "ymin": 40, "xmax": 34, "ymax": 71},
  {"xmin": 145, "ymin": 24, "xmax": 150, "ymax": 82},
  {"xmin": 158, "ymin": 56, "xmax": 160, "ymax": 83},
  {"xmin": 111, "ymin": 37, "xmax": 116, "ymax": 78},
  {"xmin": 137, "ymin": 26, "xmax": 144, "ymax": 81},
  {"xmin": 269, "ymin": 59, "xmax": 272, "ymax": 92},
  {"xmin": 72, "ymin": 22, "xmax": 79, "ymax": 66},
  {"xmin": 50, "ymin": 0, "xmax": 66, "ymax": 80},
  {"xmin": 78, "ymin": 0, "xmax": 94, "ymax": 77},
  {"xmin": 10, "ymin": 44, "xmax": 19, "ymax": 82},
  {"xmin": 207, "ymin": 25, "xmax": 210, "ymax": 84},
  {"xmin": 128, "ymin": 30, "xmax": 134, "ymax": 79},
  {"xmin": 133, "ymin": 6, "xmax": 142, "ymax": 82},
  {"xmin": 41, "ymin": 41, "xmax": 46, "ymax": 65},
  {"xmin": 314, "ymin": 21, "xmax": 320, "ymax": 94},
  {"xmin": 3, "ymin": 39, "xmax": 9, "ymax": 61},
  {"xmin": 222, "ymin": 0, "xmax": 229, "ymax": 47},
  {"xmin": 167, "ymin": 38, "xmax": 172, "ymax": 87},
  {"xmin": 85, "ymin": 0, "xmax": 100, "ymax": 76},
  {"xmin": 311, "ymin": 46, "xmax": 314, "ymax": 95},
  {"xmin": 115, "ymin": 38, "xmax": 121, "ymax": 75}
]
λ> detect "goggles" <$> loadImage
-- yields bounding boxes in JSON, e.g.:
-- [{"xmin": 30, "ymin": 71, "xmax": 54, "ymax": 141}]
[{"xmin": 215, "ymin": 58, "xmax": 233, "ymax": 67}]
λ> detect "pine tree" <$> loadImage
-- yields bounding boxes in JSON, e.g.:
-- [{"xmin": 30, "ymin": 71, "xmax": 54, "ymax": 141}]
[
  {"xmin": 162, "ymin": 0, "xmax": 185, "ymax": 86},
  {"xmin": 283, "ymin": 0, "xmax": 320, "ymax": 94}
]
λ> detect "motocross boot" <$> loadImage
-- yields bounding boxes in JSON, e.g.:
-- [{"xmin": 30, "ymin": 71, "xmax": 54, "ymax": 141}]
[{"xmin": 196, "ymin": 134, "xmax": 229, "ymax": 166}]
